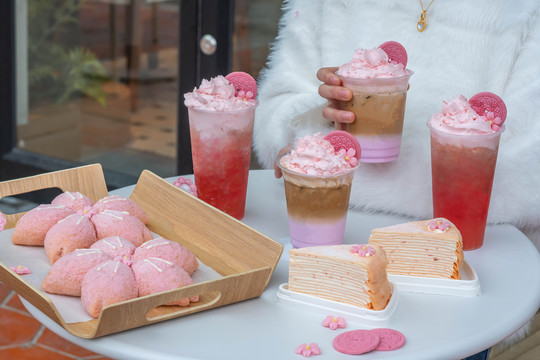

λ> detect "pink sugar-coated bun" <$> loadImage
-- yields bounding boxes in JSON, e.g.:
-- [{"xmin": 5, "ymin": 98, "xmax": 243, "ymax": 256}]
[
  {"xmin": 90, "ymin": 236, "xmax": 136, "ymax": 258},
  {"xmin": 133, "ymin": 238, "xmax": 199, "ymax": 275},
  {"xmin": 42, "ymin": 249, "xmax": 111, "ymax": 297},
  {"xmin": 44, "ymin": 214, "xmax": 98, "ymax": 264},
  {"xmin": 131, "ymin": 258, "xmax": 199, "ymax": 306},
  {"xmin": 81, "ymin": 260, "xmax": 138, "ymax": 318},
  {"xmin": 91, "ymin": 210, "xmax": 153, "ymax": 247},
  {"xmin": 92, "ymin": 195, "xmax": 148, "ymax": 224},
  {"xmin": 12, "ymin": 205, "xmax": 74, "ymax": 246},
  {"xmin": 51, "ymin": 192, "xmax": 94, "ymax": 212}
]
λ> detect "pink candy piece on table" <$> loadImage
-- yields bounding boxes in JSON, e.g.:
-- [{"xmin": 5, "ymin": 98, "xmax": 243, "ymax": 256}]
[
  {"xmin": 322, "ymin": 315, "xmax": 346, "ymax": 330},
  {"xmin": 295, "ymin": 343, "xmax": 321, "ymax": 358},
  {"xmin": 225, "ymin": 72, "xmax": 257, "ymax": 99},
  {"xmin": 333, "ymin": 329, "xmax": 380, "ymax": 355},
  {"xmin": 324, "ymin": 130, "xmax": 361, "ymax": 161},
  {"xmin": 371, "ymin": 328, "xmax": 406, "ymax": 351},
  {"xmin": 10, "ymin": 265, "xmax": 31, "ymax": 275},
  {"xmin": 173, "ymin": 177, "xmax": 197, "ymax": 197},
  {"xmin": 468, "ymin": 92, "xmax": 507, "ymax": 131},
  {"xmin": 378, "ymin": 41, "xmax": 408, "ymax": 67}
]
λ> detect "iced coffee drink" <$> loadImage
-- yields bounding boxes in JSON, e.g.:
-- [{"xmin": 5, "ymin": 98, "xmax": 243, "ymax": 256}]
[
  {"xmin": 279, "ymin": 132, "xmax": 360, "ymax": 248},
  {"xmin": 336, "ymin": 44, "xmax": 412, "ymax": 163}
]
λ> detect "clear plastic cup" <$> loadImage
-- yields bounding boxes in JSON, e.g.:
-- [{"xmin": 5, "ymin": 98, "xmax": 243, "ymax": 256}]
[
  {"xmin": 188, "ymin": 104, "xmax": 257, "ymax": 220},
  {"xmin": 278, "ymin": 160, "xmax": 357, "ymax": 248},
  {"xmin": 337, "ymin": 71, "xmax": 413, "ymax": 163},
  {"xmin": 429, "ymin": 122, "xmax": 505, "ymax": 250}
]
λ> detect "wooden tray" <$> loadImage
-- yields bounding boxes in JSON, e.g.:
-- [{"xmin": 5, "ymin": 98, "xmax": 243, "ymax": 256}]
[{"xmin": 0, "ymin": 164, "xmax": 283, "ymax": 338}]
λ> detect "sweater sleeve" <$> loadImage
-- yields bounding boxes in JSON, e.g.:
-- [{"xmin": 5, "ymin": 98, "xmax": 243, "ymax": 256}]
[{"xmin": 253, "ymin": 0, "xmax": 333, "ymax": 169}]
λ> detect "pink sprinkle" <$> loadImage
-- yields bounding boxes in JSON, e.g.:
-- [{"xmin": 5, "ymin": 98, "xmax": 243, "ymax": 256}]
[
  {"xmin": 351, "ymin": 244, "xmax": 375, "ymax": 257},
  {"xmin": 10, "ymin": 265, "xmax": 31, "ymax": 275},
  {"xmin": 322, "ymin": 315, "xmax": 346, "ymax": 330},
  {"xmin": 0, "ymin": 212, "xmax": 6, "ymax": 231},
  {"xmin": 77, "ymin": 206, "xmax": 98, "ymax": 219},
  {"xmin": 427, "ymin": 218, "xmax": 452, "ymax": 233},
  {"xmin": 295, "ymin": 10, "xmax": 299, "ymax": 18},
  {"xmin": 114, "ymin": 255, "xmax": 133, "ymax": 267},
  {"xmin": 173, "ymin": 177, "xmax": 197, "ymax": 197},
  {"xmin": 295, "ymin": 343, "xmax": 320, "ymax": 357}
]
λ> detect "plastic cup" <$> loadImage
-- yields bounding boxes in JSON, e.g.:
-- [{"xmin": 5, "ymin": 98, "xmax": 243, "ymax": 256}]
[
  {"xmin": 428, "ymin": 122, "xmax": 505, "ymax": 250},
  {"xmin": 336, "ymin": 71, "xmax": 413, "ymax": 163},
  {"xmin": 188, "ymin": 104, "xmax": 257, "ymax": 220},
  {"xmin": 278, "ymin": 160, "xmax": 357, "ymax": 248}
]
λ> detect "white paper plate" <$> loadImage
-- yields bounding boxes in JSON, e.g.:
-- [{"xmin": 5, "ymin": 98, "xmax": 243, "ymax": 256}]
[
  {"xmin": 275, "ymin": 283, "xmax": 399, "ymax": 327},
  {"xmin": 387, "ymin": 260, "xmax": 481, "ymax": 297}
]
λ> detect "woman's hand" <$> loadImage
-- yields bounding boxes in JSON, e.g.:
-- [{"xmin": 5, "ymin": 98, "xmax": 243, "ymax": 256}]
[{"xmin": 317, "ymin": 67, "xmax": 355, "ymax": 124}]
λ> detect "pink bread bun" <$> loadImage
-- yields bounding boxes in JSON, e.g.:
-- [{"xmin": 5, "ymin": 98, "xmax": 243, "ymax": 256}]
[
  {"xmin": 92, "ymin": 195, "xmax": 148, "ymax": 224},
  {"xmin": 51, "ymin": 192, "xmax": 94, "ymax": 212},
  {"xmin": 44, "ymin": 214, "xmax": 98, "ymax": 264},
  {"xmin": 12, "ymin": 205, "xmax": 74, "ymax": 246},
  {"xmin": 42, "ymin": 249, "xmax": 111, "ymax": 296},
  {"xmin": 133, "ymin": 238, "xmax": 199, "ymax": 275},
  {"xmin": 81, "ymin": 260, "xmax": 138, "ymax": 318},
  {"xmin": 91, "ymin": 210, "xmax": 153, "ymax": 247},
  {"xmin": 131, "ymin": 257, "xmax": 199, "ymax": 306},
  {"xmin": 90, "ymin": 236, "xmax": 136, "ymax": 258}
]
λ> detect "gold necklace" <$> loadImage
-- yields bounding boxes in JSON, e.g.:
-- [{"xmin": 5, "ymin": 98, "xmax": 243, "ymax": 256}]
[{"xmin": 417, "ymin": 0, "xmax": 435, "ymax": 32}]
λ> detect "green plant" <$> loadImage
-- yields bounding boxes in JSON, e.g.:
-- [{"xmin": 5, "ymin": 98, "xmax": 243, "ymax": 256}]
[{"xmin": 27, "ymin": 0, "xmax": 107, "ymax": 106}]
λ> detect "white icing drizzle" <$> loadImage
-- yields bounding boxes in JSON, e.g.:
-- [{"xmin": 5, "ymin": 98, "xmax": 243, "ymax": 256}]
[
  {"xmin": 76, "ymin": 215, "xmax": 84, "ymax": 225},
  {"xmin": 101, "ymin": 210, "xmax": 124, "ymax": 220},
  {"xmin": 143, "ymin": 258, "xmax": 163, "ymax": 272},
  {"xmin": 114, "ymin": 261, "xmax": 120, "ymax": 273},
  {"xmin": 67, "ymin": 192, "xmax": 76, "ymax": 200},
  {"xmin": 144, "ymin": 239, "xmax": 169, "ymax": 249},
  {"xmin": 147, "ymin": 257, "xmax": 174, "ymax": 266},
  {"xmin": 76, "ymin": 249, "xmax": 103, "ymax": 256},
  {"xmin": 96, "ymin": 260, "xmax": 112, "ymax": 271},
  {"xmin": 102, "ymin": 240, "xmax": 116, "ymax": 249},
  {"xmin": 75, "ymin": 192, "xmax": 83, "ymax": 199},
  {"xmin": 102, "ymin": 197, "xmax": 128, "ymax": 204},
  {"xmin": 115, "ymin": 236, "xmax": 123, "ymax": 248},
  {"xmin": 58, "ymin": 213, "xmax": 77, "ymax": 223},
  {"xmin": 36, "ymin": 205, "xmax": 66, "ymax": 210}
]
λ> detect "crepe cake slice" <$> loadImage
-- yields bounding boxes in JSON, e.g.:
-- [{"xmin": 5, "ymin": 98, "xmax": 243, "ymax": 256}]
[
  {"xmin": 368, "ymin": 218, "xmax": 464, "ymax": 279},
  {"xmin": 288, "ymin": 244, "xmax": 392, "ymax": 310}
]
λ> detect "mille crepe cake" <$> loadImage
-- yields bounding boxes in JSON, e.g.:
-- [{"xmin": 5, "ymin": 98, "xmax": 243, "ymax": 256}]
[
  {"xmin": 368, "ymin": 218, "xmax": 464, "ymax": 279},
  {"xmin": 288, "ymin": 244, "xmax": 392, "ymax": 310}
]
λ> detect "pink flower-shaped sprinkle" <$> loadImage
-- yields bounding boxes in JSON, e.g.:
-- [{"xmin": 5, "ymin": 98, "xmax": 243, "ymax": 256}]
[
  {"xmin": 427, "ymin": 218, "xmax": 452, "ymax": 233},
  {"xmin": 295, "ymin": 343, "xmax": 320, "ymax": 358},
  {"xmin": 344, "ymin": 148, "xmax": 358, "ymax": 167},
  {"xmin": 0, "ymin": 212, "xmax": 6, "ymax": 231},
  {"xmin": 77, "ymin": 206, "xmax": 98, "ymax": 219},
  {"xmin": 351, "ymin": 244, "xmax": 375, "ymax": 257},
  {"xmin": 114, "ymin": 255, "xmax": 134, "ymax": 267},
  {"xmin": 173, "ymin": 177, "xmax": 197, "ymax": 197},
  {"xmin": 10, "ymin": 265, "xmax": 31, "ymax": 275},
  {"xmin": 322, "ymin": 315, "xmax": 346, "ymax": 330},
  {"xmin": 486, "ymin": 111, "xmax": 503, "ymax": 131}
]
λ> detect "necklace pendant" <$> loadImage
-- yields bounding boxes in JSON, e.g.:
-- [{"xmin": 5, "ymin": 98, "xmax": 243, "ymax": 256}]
[{"xmin": 417, "ymin": 18, "xmax": 426, "ymax": 32}]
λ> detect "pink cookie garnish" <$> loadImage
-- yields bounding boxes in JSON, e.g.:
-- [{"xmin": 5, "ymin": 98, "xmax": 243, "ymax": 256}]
[
  {"xmin": 371, "ymin": 328, "xmax": 406, "ymax": 351},
  {"xmin": 351, "ymin": 244, "xmax": 375, "ymax": 257},
  {"xmin": 322, "ymin": 315, "xmax": 346, "ymax": 330},
  {"xmin": 225, "ymin": 72, "xmax": 257, "ymax": 99},
  {"xmin": 295, "ymin": 343, "xmax": 320, "ymax": 358},
  {"xmin": 77, "ymin": 206, "xmax": 98, "ymax": 219},
  {"xmin": 10, "ymin": 265, "xmax": 31, "ymax": 275},
  {"xmin": 427, "ymin": 218, "xmax": 452, "ymax": 233},
  {"xmin": 323, "ymin": 130, "xmax": 361, "ymax": 161},
  {"xmin": 468, "ymin": 92, "xmax": 507, "ymax": 131},
  {"xmin": 333, "ymin": 330, "xmax": 380, "ymax": 355},
  {"xmin": 378, "ymin": 41, "xmax": 408, "ymax": 67},
  {"xmin": 173, "ymin": 177, "xmax": 197, "ymax": 197},
  {"xmin": 0, "ymin": 212, "xmax": 6, "ymax": 231}
]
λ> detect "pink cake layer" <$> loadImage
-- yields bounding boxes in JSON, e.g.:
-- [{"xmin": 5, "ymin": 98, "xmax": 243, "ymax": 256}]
[{"xmin": 288, "ymin": 217, "xmax": 347, "ymax": 248}]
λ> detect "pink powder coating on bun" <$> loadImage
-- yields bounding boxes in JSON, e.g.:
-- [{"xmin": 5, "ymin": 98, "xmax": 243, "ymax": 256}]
[
  {"xmin": 12, "ymin": 205, "xmax": 75, "ymax": 246},
  {"xmin": 132, "ymin": 257, "xmax": 199, "ymax": 306},
  {"xmin": 44, "ymin": 214, "xmax": 98, "ymax": 264},
  {"xmin": 133, "ymin": 238, "xmax": 199, "ymax": 275},
  {"xmin": 81, "ymin": 260, "xmax": 138, "ymax": 318},
  {"xmin": 92, "ymin": 195, "xmax": 148, "ymax": 224},
  {"xmin": 90, "ymin": 236, "xmax": 136, "ymax": 258},
  {"xmin": 51, "ymin": 192, "xmax": 94, "ymax": 212},
  {"xmin": 336, "ymin": 47, "xmax": 410, "ymax": 79},
  {"xmin": 42, "ymin": 249, "xmax": 111, "ymax": 297},
  {"xmin": 91, "ymin": 210, "xmax": 153, "ymax": 247}
]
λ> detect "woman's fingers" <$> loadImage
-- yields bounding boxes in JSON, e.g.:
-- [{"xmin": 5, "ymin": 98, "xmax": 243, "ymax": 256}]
[
  {"xmin": 316, "ymin": 67, "xmax": 341, "ymax": 85},
  {"xmin": 318, "ymin": 84, "xmax": 352, "ymax": 101},
  {"xmin": 322, "ymin": 105, "xmax": 355, "ymax": 124}
]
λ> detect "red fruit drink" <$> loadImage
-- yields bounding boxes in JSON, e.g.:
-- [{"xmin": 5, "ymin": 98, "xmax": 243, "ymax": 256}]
[
  {"xmin": 429, "ymin": 94, "xmax": 506, "ymax": 250},
  {"xmin": 184, "ymin": 75, "xmax": 257, "ymax": 220}
]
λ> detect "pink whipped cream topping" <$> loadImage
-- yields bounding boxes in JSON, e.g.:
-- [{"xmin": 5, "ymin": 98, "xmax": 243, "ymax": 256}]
[
  {"xmin": 280, "ymin": 133, "xmax": 358, "ymax": 175},
  {"xmin": 430, "ymin": 95, "xmax": 497, "ymax": 135},
  {"xmin": 184, "ymin": 75, "xmax": 256, "ymax": 111},
  {"xmin": 336, "ymin": 47, "xmax": 409, "ymax": 78}
]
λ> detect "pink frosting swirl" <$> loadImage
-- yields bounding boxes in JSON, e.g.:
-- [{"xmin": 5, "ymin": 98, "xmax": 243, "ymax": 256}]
[
  {"xmin": 429, "ymin": 95, "xmax": 496, "ymax": 135},
  {"xmin": 336, "ymin": 47, "xmax": 410, "ymax": 78},
  {"xmin": 184, "ymin": 75, "xmax": 256, "ymax": 111},
  {"xmin": 280, "ymin": 133, "xmax": 358, "ymax": 175}
]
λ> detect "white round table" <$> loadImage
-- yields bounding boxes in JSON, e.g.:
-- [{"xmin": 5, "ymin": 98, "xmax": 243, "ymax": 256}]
[{"xmin": 22, "ymin": 170, "xmax": 540, "ymax": 360}]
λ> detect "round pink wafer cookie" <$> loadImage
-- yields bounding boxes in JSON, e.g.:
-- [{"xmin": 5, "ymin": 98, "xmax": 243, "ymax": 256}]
[
  {"xmin": 379, "ymin": 41, "xmax": 408, "ymax": 67},
  {"xmin": 324, "ymin": 130, "xmax": 361, "ymax": 160},
  {"xmin": 371, "ymin": 328, "xmax": 406, "ymax": 351},
  {"xmin": 332, "ymin": 329, "xmax": 380, "ymax": 355},
  {"xmin": 468, "ymin": 92, "xmax": 507, "ymax": 125},
  {"xmin": 225, "ymin": 71, "xmax": 257, "ymax": 98}
]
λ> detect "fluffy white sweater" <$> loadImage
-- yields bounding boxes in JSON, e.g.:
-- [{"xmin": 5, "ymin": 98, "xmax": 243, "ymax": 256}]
[{"xmin": 253, "ymin": 0, "xmax": 540, "ymax": 250}]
